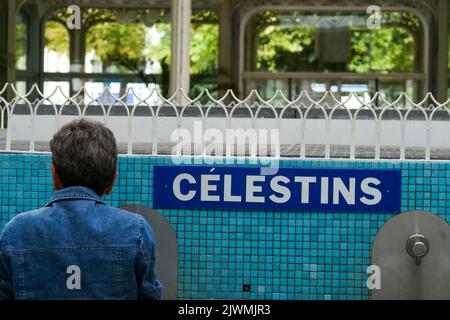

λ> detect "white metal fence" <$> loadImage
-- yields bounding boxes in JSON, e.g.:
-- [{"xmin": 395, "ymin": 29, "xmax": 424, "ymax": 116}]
[{"xmin": 1, "ymin": 83, "xmax": 450, "ymax": 161}]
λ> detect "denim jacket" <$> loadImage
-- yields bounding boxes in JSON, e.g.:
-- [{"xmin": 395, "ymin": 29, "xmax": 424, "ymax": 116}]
[{"xmin": 0, "ymin": 186, "xmax": 163, "ymax": 300}]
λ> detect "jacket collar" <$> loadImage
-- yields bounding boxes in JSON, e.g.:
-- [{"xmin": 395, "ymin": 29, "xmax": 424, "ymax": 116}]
[{"xmin": 45, "ymin": 186, "xmax": 105, "ymax": 207}]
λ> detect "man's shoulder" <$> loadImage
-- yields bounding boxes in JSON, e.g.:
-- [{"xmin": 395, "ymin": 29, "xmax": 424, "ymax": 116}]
[
  {"xmin": 103, "ymin": 207, "xmax": 156, "ymax": 241},
  {"xmin": 101, "ymin": 206, "xmax": 145, "ymax": 224},
  {"xmin": 3, "ymin": 207, "xmax": 50, "ymax": 229},
  {"xmin": 0, "ymin": 205, "xmax": 150, "ymax": 249},
  {"xmin": 4, "ymin": 206, "xmax": 141, "ymax": 228},
  {"xmin": 0, "ymin": 208, "xmax": 50, "ymax": 246},
  {"xmin": 95, "ymin": 205, "xmax": 151, "ymax": 236}
]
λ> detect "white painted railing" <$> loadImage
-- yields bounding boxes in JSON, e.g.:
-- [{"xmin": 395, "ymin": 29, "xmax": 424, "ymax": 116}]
[{"xmin": 0, "ymin": 83, "xmax": 449, "ymax": 161}]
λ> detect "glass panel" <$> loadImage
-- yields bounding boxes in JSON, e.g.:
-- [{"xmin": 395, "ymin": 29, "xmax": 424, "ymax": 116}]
[
  {"xmin": 15, "ymin": 81, "xmax": 27, "ymax": 95},
  {"xmin": 15, "ymin": 11, "xmax": 27, "ymax": 70},
  {"xmin": 190, "ymin": 10, "xmax": 219, "ymax": 97},
  {"xmin": 43, "ymin": 81, "xmax": 70, "ymax": 104},
  {"xmin": 250, "ymin": 11, "xmax": 421, "ymax": 73},
  {"xmin": 246, "ymin": 10, "xmax": 423, "ymax": 99},
  {"xmin": 378, "ymin": 80, "xmax": 407, "ymax": 102},
  {"xmin": 44, "ymin": 21, "xmax": 70, "ymax": 73},
  {"xmin": 42, "ymin": 7, "xmax": 172, "ymax": 95},
  {"xmin": 85, "ymin": 8, "xmax": 170, "ymax": 76},
  {"xmin": 87, "ymin": 22, "xmax": 147, "ymax": 74},
  {"xmin": 190, "ymin": 10, "xmax": 218, "ymax": 75},
  {"xmin": 84, "ymin": 82, "xmax": 105, "ymax": 101},
  {"xmin": 126, "ymin": 82, "xmax": 161, "ymax": 104},
  {"xmin": 309, "ymin": 79, "xmax": 416, "ymax": 104},
  {"xmin": 255, "ymin": 79, "xmax": 289, "ymax": 100}
]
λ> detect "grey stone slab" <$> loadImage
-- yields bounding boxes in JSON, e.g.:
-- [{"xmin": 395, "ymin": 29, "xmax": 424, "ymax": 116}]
[{"xmin": 2, "ymin": 129, "xmax": 450, "ymax": 160}]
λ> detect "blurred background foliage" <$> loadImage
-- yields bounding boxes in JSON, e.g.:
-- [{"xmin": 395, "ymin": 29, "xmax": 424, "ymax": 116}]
[
  {"xmin": 39, "ymin": 9, "xmax": 421, "ymax": 76},
  {"xmin": 254, "ymin": 11, "xmax": 420, "ymax": 73},
  {"xmin": 8, "ymin": 8, "xmax": 436, "ymax": 97},
  {"xmin": 42, "ymin": 8, "xmax": 219, "ymax": 95}
]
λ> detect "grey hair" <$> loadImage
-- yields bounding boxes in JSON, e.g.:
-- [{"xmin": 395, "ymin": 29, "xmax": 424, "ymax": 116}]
[{"xmin": 50, "ymin": 119, "xmax": 118, "ymax": 195}]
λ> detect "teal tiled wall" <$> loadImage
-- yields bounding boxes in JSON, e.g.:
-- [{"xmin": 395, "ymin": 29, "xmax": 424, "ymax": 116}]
[{"xmin": 1, "ymin": 153, "xmax": 449, "ymax": 300}]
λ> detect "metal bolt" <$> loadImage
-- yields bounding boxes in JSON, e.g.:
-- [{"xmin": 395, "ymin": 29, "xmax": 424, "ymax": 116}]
[
  {"xmin": 406, "ymin": 234, "xmax": 430, "ymax": 266},
  {"xmin": 412, "ymin": 241, "xmax": 427, "ymax": 257}
]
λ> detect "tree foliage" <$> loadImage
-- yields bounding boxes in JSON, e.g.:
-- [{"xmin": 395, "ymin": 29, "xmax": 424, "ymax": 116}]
[
  {"xmin": 86, "ymin": 22, "xmax": 148, "ymax": 72},
  {"xmin": 40, "ymin": 7, "xmax": 428, "ymax": 97},
  {"xmin": 349, "ymin": 28, "xmax": 415, "ymax": 73},
  {"xmin": 255, "ymin": 11, "xmax": 420, "ymax": 73},
  {"xmin": 190, "ymin": 23, "xmax": 218, "ymax": 74},
  {"xmin": 146, "ymin": 23, "xmax": 171, "ymax": 68},
  {"xmin": 257, "ymin": 25, "xmax": 315, "ymax": 72},
  {"xmin": 44, "ymin": 21, "xmax": 69, "ymax": 54},
  {"xmin": 15, "ymin": 20, "xmax": 27, "ymax": 69},
  {"xmin": 45, "ymin": 8, "xmax": 168, "ymax": 74},
  {"xmin": 44, "ymin": 8, "xmax": 218, "ymax": 76},
  {"xmin": 448, "ymin": 34, "xmax": 450, "ymax": 70}
]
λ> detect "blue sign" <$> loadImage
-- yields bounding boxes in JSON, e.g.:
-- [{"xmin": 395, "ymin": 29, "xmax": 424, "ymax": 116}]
[{"xmin": 153, "ymin": 166, "xmax": 401, "ymax": 213}]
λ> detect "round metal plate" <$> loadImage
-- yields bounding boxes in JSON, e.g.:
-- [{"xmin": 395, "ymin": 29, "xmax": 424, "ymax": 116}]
[
  {"xmin": 372, "ymin": 211, "xmax": 450, "ymax": 300},
  {"xmin": 120, "ymin": 205, "xmax": 178, "ymax": 300}
]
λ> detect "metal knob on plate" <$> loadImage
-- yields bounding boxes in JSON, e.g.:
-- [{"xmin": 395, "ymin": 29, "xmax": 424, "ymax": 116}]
[{"xmin": 406, "ymin": 234, "xmax": 430, "ymax": 266}]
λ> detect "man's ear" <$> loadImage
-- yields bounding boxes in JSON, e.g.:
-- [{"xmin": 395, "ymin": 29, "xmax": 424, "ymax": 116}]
[
  {"xmin": 103, "ymin": 170, "xmax": 117, "ymax": 196},
  {"xmin": 51, "ymin": 164, "xmax": 64, "ymax": 191}
]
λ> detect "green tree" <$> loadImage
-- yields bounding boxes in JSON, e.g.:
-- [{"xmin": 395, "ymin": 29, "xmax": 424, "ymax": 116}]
[
  {"xmin": 44, "ymin": 21, "xmax": 69, "ymax": 54},
  {"xmin": 349, "ymin": 28, "xmax": 415, "ymax": 73},
  {"xmin": 15, "ymin": 21, "xmax": 27, "ymax": 69},
  {"xmin": 257, "ymin": 25, "xmax": 315, "ymax": 72},
  {"xmin": 190, "ymin": 10, "xmax": 218, "ymax": 75},
  {"xmin": 44, "ymin": 8, "xmax": 220, "ymax": 94},
  {"xmin": 146, "ymin": 22, "xmax": 171, "ymax": 68},
  {"xmin": 190, "ymin": 23, "xmax": 218, "ymax": 75},
  {"xmin": 254, "ymin": 11, "xmax": 419, "ymax": 73},
  {"xmin": 448, "ymin": 34, "xmax": 450, "ymax": 69},
  {"xmin": 45, "ymin": 8, "xmax": 171, "ymax": 86},
  {"xmin": 86, "ymin": 22, "xmax": 148, "ymax": 73}
]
